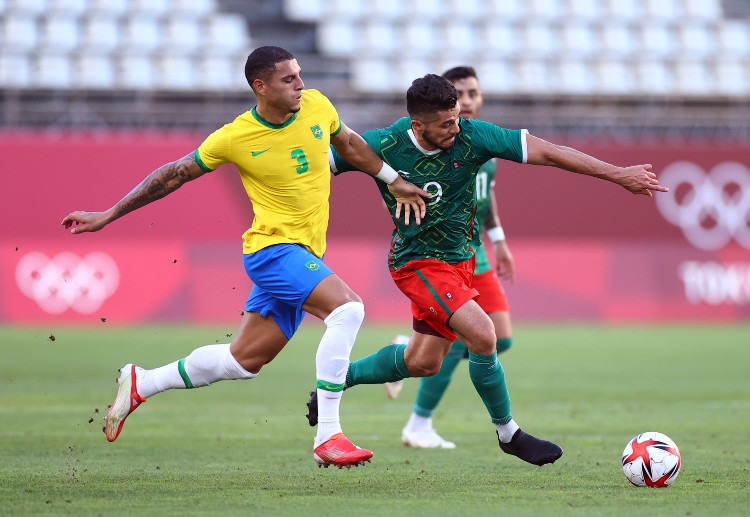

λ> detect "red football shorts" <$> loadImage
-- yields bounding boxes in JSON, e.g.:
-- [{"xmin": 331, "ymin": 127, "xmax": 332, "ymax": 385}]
[
  {"xmin": 390, "ymin": 257, "xmax": 478, "ymax": 341},
  {"xmin": 472, "ymin": 270, "xmax": 510, "ymax": 313}
]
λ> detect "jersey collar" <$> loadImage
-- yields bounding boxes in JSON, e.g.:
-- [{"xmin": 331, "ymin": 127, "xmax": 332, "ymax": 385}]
[
  {"xmin": 251, "ymin": 106, "xmax": 299, "ymax": 129},
  {"xmin": 407, "ymin": 129, "xmax": 442, "ymax": 156}
]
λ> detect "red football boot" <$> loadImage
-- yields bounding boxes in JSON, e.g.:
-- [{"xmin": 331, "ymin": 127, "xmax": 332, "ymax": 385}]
[
  {"xmin": 313, "ymin": 433, "xmax": 374, "ymax": 469},
  {"xmin": 104, "ymin": 364, "xmax": 147, "ymax": 442}
]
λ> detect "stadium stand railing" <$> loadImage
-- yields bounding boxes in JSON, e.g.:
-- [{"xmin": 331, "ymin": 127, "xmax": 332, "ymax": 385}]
[
  {"xmin": 291, "ymin": 0, "xmax": 749, "ymax": 98},
  {"xmin": 1, "ymin": 0, "xmax": 749, "ymax": 141}
]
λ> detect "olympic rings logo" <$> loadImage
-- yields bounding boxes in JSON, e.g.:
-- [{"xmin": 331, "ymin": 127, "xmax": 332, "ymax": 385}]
[
  {"xmin": 15, "ymin": 251, "xmax": 120, "ymax": 315},
  {"xmin": 655, "ymin": 161, "xmax": 750, "ymax": 251}
]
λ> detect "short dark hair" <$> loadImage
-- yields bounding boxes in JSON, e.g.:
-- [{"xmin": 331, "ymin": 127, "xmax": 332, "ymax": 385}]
[
  {"xmin": 406, "ymin": 74, "xmax": 458, "ymax": 120},
  {"xmin": 244, "ymin": 46, "xmax": 295, "ymax": 91},
  {"xmin": 442, "ymin": 66, "xmax": 479, "ymax": 83}
]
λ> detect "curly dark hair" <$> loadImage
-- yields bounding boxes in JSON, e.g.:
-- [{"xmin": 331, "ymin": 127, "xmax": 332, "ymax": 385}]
[{"xmin": 406, "ymin": 74, "xmax": 459, "ymax": 120}]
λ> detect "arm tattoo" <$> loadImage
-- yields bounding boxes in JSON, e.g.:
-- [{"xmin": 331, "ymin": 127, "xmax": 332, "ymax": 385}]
[{"xmin": 111, "ymin": 157, "xmax": 196, "ymax": 220}]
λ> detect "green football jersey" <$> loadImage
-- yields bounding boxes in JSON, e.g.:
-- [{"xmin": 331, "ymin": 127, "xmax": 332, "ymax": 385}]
[
  {"xmin": 473, "ymin": 158, "xmax": 497, "ymax": 275},
  {"xmin": 332, "ymin": 117, "xmax": 526, "ymax": 270}
]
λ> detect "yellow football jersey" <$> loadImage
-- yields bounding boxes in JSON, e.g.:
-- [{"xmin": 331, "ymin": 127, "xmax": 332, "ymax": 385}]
[{"xmin": 195, "ymin": 89, "xmax": 341, "ymax": 257}]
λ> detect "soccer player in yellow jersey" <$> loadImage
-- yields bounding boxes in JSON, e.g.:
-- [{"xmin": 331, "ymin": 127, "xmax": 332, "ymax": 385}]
[{"xmin": 62, "ymin": 46, "xmax": 429, "ymax": 469}]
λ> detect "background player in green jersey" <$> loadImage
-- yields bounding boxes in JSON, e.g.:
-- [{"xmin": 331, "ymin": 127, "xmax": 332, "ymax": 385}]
[
  {"xmin": 309, "ymin": 74, "xmax": 667, "ymax": 466},
  {"xmin": 385, "ymin": 66, "xmax": 517, "ymax": 449},
  {"xmin": 62, "ymin": 46, "xmax": 429, "ymax": 469}
]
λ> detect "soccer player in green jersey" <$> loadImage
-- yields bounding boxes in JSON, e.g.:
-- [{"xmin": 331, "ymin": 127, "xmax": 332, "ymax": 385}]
[
  {"xmin": 61, "ymin": 46, "xmax": 429, "ymax": 469},
  {"xmin": 308, "ymin": 74, "xmax": 667, "ymax": 466},
  {"xmin": 385, "ymin": 66, "xmax": 517, "ymax": 449}
]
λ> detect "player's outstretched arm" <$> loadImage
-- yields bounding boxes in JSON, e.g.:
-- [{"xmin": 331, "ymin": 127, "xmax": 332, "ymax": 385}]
[
  {"xmin": 525, "ymin": 134, "xmax": 669, "ymax": 197},
  {"xmin": 61, "ymin": 153, "xmax": 209, "ymax": 234},
  {"xmin": 331, "ymin": 123, "xmax": 430, "ymax": 225}
]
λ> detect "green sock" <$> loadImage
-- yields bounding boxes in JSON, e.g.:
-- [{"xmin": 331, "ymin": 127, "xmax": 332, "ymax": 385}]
[
  {"xmin": 496, "ymin": 337, "xmax": 513, "ymax": 354},
  {"xmin": 413, "ymin": 340, "xmax": 467, "ymax": 417},
  {"xmin": 346, "ymin": 344, "xmax": 410, "ymax": 388},
  {"xmin": 468, "ymin": 351, "xmax": 512, "ymax": 425}
]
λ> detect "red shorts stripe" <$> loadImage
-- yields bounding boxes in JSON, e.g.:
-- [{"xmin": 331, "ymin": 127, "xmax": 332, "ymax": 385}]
[
  {"xmin": 472, "ymin": 270, "xmax": 510, "ymax": 313},
  {"xmin": 391, "ymin": 257, "xmax": 478, "ymax": 341}
]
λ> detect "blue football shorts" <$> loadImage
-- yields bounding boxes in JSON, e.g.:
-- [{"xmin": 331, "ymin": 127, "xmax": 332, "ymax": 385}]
[{"xmin": 243, "ymin": 243, "xmax": 334, "ymax": 339}]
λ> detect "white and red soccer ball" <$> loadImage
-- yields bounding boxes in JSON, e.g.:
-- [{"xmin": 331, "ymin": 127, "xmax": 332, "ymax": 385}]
[{"xmin": 622, "ymin": 432, "xmax": 681, "ymax": 487}]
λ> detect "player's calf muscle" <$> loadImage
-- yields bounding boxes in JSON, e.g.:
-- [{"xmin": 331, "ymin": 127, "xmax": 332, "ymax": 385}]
[{"xmin": 405, "ymin": 360, "xmax": 441, "ymax": 377}]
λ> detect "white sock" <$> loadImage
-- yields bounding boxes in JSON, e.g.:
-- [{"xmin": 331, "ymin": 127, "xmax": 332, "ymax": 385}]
[
  {"xmin": 496, "ymin": 419, "xmax": 520, "ymax": 443},
  {"xmin": 314, "ymin": 301, "xmax": 365, "ymax": 445},
  {"xmin": 405, "ymin": 413, "xmax": 432, "ymax": 433},
  {"xmin": 137, "ymin": 344, "xmax": 256, "ymax": 399},
  {"xmin": 315, "ymin": 389, "xmax": 343, "ymax": 447},
  {"xmin": 136, "ymin": 363, "xmax": 182, "ymax": 399}
]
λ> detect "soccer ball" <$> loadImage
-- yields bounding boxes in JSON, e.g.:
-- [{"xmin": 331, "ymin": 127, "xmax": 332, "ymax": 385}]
[{"xmin": 621, "ymin": 432, "xmax": 681, "ymax": 487}]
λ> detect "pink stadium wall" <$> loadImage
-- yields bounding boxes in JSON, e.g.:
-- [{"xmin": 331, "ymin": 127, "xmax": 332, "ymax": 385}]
[{"xmin": 2, "ymin": 131, "xmax": 749, "ymax": 325}]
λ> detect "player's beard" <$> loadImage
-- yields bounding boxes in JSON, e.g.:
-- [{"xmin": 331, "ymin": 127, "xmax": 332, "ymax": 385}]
[{"xmin": 422, "ymin": 129, "xmax": 456, "ymax": 151}]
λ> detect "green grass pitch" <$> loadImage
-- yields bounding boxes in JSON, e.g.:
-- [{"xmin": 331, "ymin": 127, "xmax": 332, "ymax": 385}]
[{"xmin": 1, "ymin": 323, "xmax": 749, "ymax": 516}]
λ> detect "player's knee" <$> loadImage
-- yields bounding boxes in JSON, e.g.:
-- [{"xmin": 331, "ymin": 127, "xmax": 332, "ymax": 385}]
[
  {"xmin": 326, "ymin": 301, "xmax": 365, "ymax": 329},
  {"xmin": 465, "ymin": 335, "xmax": 496, "ymax": 355}
]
